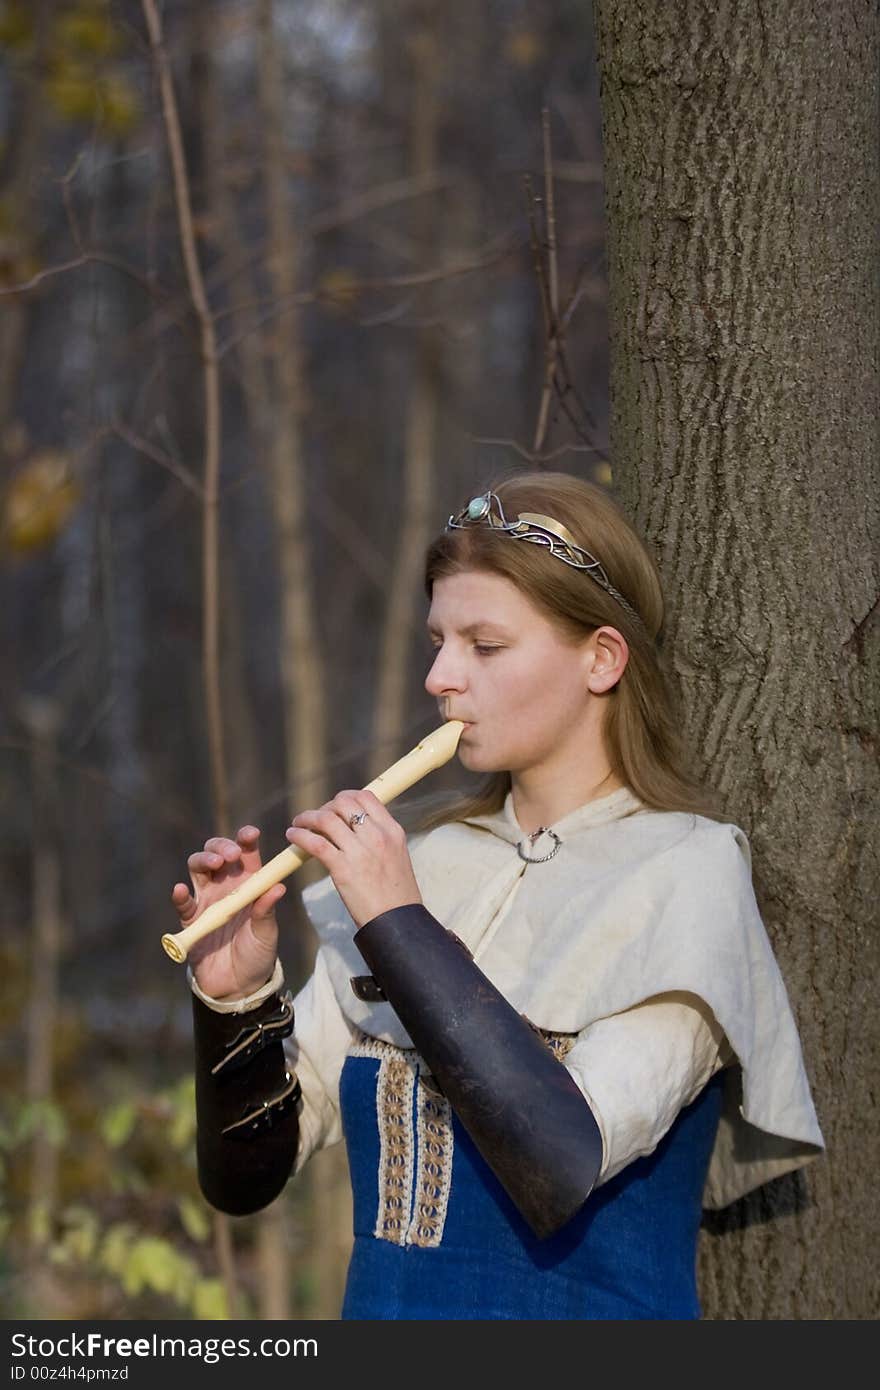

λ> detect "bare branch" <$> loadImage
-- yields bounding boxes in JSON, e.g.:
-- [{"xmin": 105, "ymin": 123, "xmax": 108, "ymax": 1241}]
[
  {"xmin": 0, "ymin": 256, "xmax": 93, "ymax": 297},
  {"xmin": 141, "ymin": 0, "xmax": 229, "ymax": 830},
  {"xmin": 107, "ymin": 421, "xmax": 203, "ymax": 497},
  {"xmin": 214, "ymin": 236, "xmax": 514, "ymax": 328},
  {"xmin": 532, "ymin": 109, "xmax": 562, "ymax": 454},
  {"xmin": 213, "ymin": 233, "xmax": 516, "ymax": 358},
  {"xmin": 308, "ymin": 170, "xmax": 454, "ymax": 235},
  {"xmin": 523, "ymin": 120, "xmax": 607, "ymax": 458},
  {"xmin": 0, "ymin": 737, "xmax": 195, "ymax": 834},
  {"xmin": 468, "ymin": 434, "xmax": 605, "ymax": 464},
  {"xmin": 59, "ymin": 150, "xmax": 88, "ymax": 251},
  {"xmin": 523, "ymin": 174, "xmax": 553, "ymax": 335},
  {"xmin": 543, "ymin": 109, "xmax": 559, "ymax": 324}
]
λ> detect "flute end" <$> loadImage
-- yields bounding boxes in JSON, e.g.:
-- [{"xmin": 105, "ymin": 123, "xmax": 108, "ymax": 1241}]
[
  {"xmin": 432, "ymin": 718, "xmax": 465, "ymax": 761},
  {"xmin": 162, "ymin": 933, "xmax": 187, "ymax": 964}
]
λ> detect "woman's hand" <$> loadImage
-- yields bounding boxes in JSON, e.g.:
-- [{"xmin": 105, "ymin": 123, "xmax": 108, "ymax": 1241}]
[
  {"xmin": 170, "ymin": 825, "xmax": 282, "ymax": 1001},
  {"xmin": 285, "ymin": 790, "xmax": 421, "ymax": 929}
]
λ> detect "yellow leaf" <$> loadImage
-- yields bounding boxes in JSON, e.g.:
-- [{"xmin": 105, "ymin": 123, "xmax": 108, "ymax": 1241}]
[
  {"xmin": 101, "ymin": 1100, "xmax": 136, "ymax": 1149},
  {"xmin": 138, "ymin": 1237, "xmax": 179, "ymax": 1295},
  {"xmin": 58, "ymin": 12, "xmax": 119, "ymax": 59},
  {"xmin": 3, "ymin": 451, "xmax": 81, "ymax": 553},
  {"xmin": 59, "ymin": 1204, "xmax": 99, "ymax": 1263},
  {"xmin": 28, "ymin": 1198, "xmax": 51, "ymax": 1245},
  {"xmin": 12, "ymin": 1098, "xmax": 68, "ymax": 1145},
  {"xmin": 99, "ymin": 1221, "xmax": 134, "ymax": 1278},
  {"xmin": 178, "ymin": 1195, "xmax": 210, "ymax": 1243},
  {"xmin": 98, "ymin": 76, "xmax": 140, "ymax": 136},
  {"xmin": 45, "ymin": 62, "xmax": 99, "ymax": 123},
  {"xmin": 0, "ymin": 250, "xmax": 42, "ymax": 292},
  {"xmin": 0, "ymin": 2, "xmax": 32, "ymax": 49},
  {"xmin": 167, "ymin": 1077, "xmax": 196, "ymax": 1150},
  {"xmin": 193, "ymin": 1278, "xmax": 228, "ymax": 1320}
]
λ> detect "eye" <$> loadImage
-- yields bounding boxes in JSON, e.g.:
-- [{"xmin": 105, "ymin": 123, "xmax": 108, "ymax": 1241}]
[{"xmin": 424, "ymin": 638, "xmax": 502, "ymax": 659}]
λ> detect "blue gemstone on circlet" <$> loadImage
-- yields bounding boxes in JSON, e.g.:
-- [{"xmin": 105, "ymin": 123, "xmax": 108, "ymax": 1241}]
[{"xmin": 467, "ymin": 495, "xmax": 490, "ymax": 520}]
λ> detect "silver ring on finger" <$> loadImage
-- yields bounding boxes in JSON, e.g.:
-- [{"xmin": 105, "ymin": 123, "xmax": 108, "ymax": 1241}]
[{"xmin": 348, "ymin": 810, "xmax": 369, "ymax": 831}]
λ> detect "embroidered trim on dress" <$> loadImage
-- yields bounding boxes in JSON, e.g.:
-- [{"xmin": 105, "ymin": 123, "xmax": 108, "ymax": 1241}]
[
  {"xmin": 374, "ymin": 1054, "xmax": 416, "ymax": 1244},
  {"xmin": 542, "ymin": 1030, "xmax": 576, "ymax": 1062},
  {"xmin": 349, "ymin": 1032, "xmax": 400, "ymax": 1063},
  {"xmin": 407, "ymin": 1085, "xmax": 453, "ymax": 1247}
]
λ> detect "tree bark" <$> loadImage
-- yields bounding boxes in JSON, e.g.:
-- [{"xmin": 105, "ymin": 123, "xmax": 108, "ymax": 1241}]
[
  {"xmin": 257, "ymin": 0, "xmax": 349, "ymax": 1318},
  {"xmin": 191, "ymin": 3, "xmax": 289, "ymax": 1322},
  {"xmin": 593, "ymin": 0, "xmax": 879, "ymax": 1318},
  {"xmin": 257, "ymin": 0, "xmax": 329, "ymax": 818},
  {"xmin": 370, "ymin": 5, "xmax": 442, "ymax": 778},
  {"xmin": 142, "ymin": 0, "xmax": 229, "ymax": 832}
]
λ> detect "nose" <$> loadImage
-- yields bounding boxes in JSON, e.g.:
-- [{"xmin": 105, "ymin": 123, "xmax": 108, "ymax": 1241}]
[{"xmin": 424, "ymin": 645, "xmax": 466, "ymax": 698}]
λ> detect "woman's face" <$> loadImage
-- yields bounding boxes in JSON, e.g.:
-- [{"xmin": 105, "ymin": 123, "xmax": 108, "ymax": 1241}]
[{"xmin": 425, "ymin": 569, "xmax": 605, "ymax": 777}]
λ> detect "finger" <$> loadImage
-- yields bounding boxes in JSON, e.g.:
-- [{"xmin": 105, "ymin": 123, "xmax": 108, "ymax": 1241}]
[
  {"xmin": 203, "ymin": 836, "xmax": 243, "ymax": 862},
  {"xmin": 251, "ymin": 882, "xmax": 285, "ymax": 920},
  {"xmin": 235, "ymin": 824, "xmax": 264, "ymax": 875},
  {"xmin": 171, "ymin": 882, "xmax": 199, "ymax": 923},
  {"xmin": 199, "ymin": 834, "xmax": 250, "ymax": 887},
  {"xmin": 289, "ymin": 808, "xmax": 349, "ymax": 851},
  {"xmin": 187, "ymin": 849, "xmax": 229, "ymax": 886},
  {"xmin": 328, "ymin": 795, "xmax": 378, "ymax": 832},
  {"xmin": 293, "ymin": 795, "xmax": 363, "ymax": 831},
  {"xmin": 286, "ymin": 824, "xmax": 340, "ymax": 864},
  {"xmin": 356, "ymin": 790, "xmax": 404, "ymax": 835}
]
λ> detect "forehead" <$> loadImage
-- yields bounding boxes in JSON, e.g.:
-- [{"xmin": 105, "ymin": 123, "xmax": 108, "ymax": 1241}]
[{"xmin": 426, "ymin": 570, "xmax": 544, "ymax": 629}]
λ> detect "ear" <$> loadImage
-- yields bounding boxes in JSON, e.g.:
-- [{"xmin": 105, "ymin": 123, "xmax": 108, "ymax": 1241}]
[{"xmin": 586, "ymin": 626, "xmax": 629, "ymax": 694}]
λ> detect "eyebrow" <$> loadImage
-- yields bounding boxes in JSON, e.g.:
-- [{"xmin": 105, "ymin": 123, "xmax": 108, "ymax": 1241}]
[{"xmin": 425, "ymin": 620, "xmax": 513, "ymax": 638}]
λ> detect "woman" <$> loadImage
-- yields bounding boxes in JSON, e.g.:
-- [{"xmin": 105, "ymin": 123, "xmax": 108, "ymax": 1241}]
[{"xmin": 172, "ymin": 472, "xmax": 824, "ymax": 1319}]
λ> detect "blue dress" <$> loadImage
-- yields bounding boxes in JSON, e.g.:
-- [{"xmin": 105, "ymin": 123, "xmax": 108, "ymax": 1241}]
[{"xmin": 339, "ymin": 1030, "xmax": 724, "ymax": 1320}]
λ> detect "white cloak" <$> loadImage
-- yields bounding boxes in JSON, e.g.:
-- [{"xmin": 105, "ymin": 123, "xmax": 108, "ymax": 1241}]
[{"xmin": 301, "ymin": 786, "xmax": 825, "ymax": 1208}]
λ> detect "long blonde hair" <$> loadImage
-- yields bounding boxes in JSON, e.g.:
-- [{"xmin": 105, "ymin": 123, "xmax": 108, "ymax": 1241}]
[{"xmin": 417, "ymin": 471, "xmax": 724, "ymax": 830}]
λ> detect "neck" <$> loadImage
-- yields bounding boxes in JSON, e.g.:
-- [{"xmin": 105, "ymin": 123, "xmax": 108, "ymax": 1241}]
[{"xmin": 511, "ymin": 764, "xmax": 625, "ymax": 836}]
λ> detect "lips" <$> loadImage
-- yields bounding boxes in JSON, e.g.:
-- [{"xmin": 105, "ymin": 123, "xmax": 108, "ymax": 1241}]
[{"xmin": 444, "ymin": 718, "xmax": 474, "ymax": 736}]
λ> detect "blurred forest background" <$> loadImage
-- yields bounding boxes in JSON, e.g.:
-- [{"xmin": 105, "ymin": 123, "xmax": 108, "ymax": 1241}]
[{"xmin": 0, "ymin": 0, "xmax": 614, "ymax": 1318}]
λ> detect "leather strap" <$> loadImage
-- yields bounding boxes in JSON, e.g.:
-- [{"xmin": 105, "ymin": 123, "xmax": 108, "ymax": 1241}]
[
  {"xmin": 211, "ymin": 991, "xmax": 295, "ymax": 1075},
  {"xmin": 221, "ymin": 1071, "xmax": 302, "ymax": 1138}
]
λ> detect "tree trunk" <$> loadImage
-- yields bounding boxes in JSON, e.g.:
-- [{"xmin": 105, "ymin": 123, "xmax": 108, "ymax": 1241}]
[
  {"xmin": 257, "ymin": 0, "xmax": 350, "ymax": 1319},
  {"xmin": 593, "ymin": 0, "xmax": 879, "ymax": 1318},
  {"xmin": 257, "ymin": 0, "xmax": 329, "ymax": 819},
  {"xmin": 191, "ymin": 4, "xmax": 289, "ymax": 1322},
  {"xmin": 370, "ymin": 7, "xmax": 442, "ymax": 777}
]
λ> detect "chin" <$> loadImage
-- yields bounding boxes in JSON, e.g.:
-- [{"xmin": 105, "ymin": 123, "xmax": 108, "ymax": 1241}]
[
  {"xmin": 458, "ymin": 741, "xmax": 506, "ymax": 776},
  {"xmin": 457, "ymin": 739, "xmax": 484, "ymax": 771}
]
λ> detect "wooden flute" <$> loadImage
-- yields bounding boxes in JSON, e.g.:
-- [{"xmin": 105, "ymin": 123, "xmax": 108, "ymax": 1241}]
[{"xmin": 161, "ymin": 718, "xmax": 465, "ymax": 964}]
